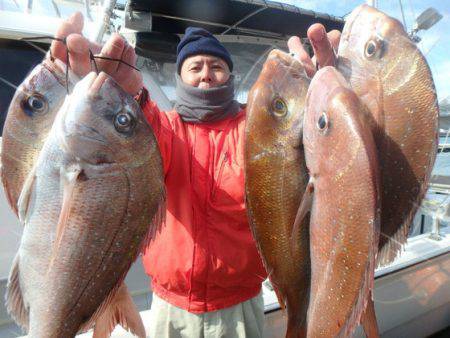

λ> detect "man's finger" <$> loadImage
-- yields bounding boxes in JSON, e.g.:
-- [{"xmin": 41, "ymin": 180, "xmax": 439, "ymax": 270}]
[
  {"xmin": 51, "ymin": 12, "xmax": 84, "ymax": 63},
  {"xmin": 96, "ymin": 33, "xmax": 126, "ymax": 75},
  {"xmin": 89, "ymin": 41, "xmax": 102, "ymax": 55},
  {"xmin": 307, "ymin": 23, "xmax": 336, "ymax": 69},
  {"xmin": 116, "ymin": 42, "xmax": 136, "ymax": 76},
  {"xmin": 119, "ymin": 69, "xmax": 143, "ymax": 96},
  {"xmin": 115, "ymin": 43, "xmax": 142, "ymax": 95},
  {"xmin": 66, "ymin": 34, "xmax": 91, "ymax": 77},
  {"xmin": 287, "ymin": 36, "xmax": 315, "ymax": 78},
  {"xmin": 310, "ymin": 30, "xmax": 341, "ymax": 70}
]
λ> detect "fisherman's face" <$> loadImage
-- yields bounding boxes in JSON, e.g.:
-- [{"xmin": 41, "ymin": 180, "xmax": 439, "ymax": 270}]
[{"xmin": 180, "ymin": 55, "xmax": 230, "ymax": 89}]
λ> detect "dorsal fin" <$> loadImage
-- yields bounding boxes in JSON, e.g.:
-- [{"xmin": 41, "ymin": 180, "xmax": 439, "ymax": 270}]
[
  {"xmin": 92, "ymin": 283, "xmax": 146, "ymax": 338},
  {"xmin": 140, "ymin": 189, "xmax": 166, "ymax": 255},
  {"xmin": 5, "ymin": 254, "xmax": 29, "ymax": 331}
]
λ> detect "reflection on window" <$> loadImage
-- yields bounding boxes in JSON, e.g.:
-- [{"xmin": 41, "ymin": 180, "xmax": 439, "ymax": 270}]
[
  {"xmin": 0, "ymin": 0, "xmax": 106, "ymax": 21},
  {"xmin": 136, "ymin": 41, "xmax": 283, "ymax": 106}
]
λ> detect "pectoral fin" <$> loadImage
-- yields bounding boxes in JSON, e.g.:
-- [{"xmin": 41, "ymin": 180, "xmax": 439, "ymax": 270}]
[
  {"xmin": 17, "ymin": 166, "xmax": 37, "ymax": 225},
  {"xmin": 290, "ymin": 179, "xmax": 314, "ymax": 248},
  {"xmin": 93, "ymin": 283, "xmax": 146, "ymax": 338},
  {"xmin": 53, "ymin": 165, "xmax": 82, "ymax": 254}
]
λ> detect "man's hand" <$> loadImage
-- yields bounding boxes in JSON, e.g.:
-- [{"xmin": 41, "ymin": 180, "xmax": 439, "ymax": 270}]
[
  {"xmin": 287, "ymin": 23, "xmax": 341, "ymax": 78},
  {"xmin": 50, "ymin": 12, "xmax": 143, "ymax": 95}
]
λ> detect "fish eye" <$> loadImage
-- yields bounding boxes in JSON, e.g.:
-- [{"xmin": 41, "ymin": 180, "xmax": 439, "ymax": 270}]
[
  {"xmin": 316, "ymin": 112, "xmax": 329, "ymax": 132},
  {"xmin": 22, "ymin": 94, "xmax": 48, "ymax": 116},
  {"xmin": 364, "ymin": 39, "xmax": 383, "ymax": 59},
  {"xmin": 272, "ymin": 98, "xmax": 287, "ymax": 117},
  {"xmin": 114, "ymin": 111, "xmax": 135, "ymax": 133}
]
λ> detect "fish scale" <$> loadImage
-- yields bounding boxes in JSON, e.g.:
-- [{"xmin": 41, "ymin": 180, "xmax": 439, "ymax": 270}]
[
  {"xmin": 6, "ymin": 72, "xmax": 165, "ymax": 338},
  {"xmin": 245, "ymin": 49, "xmax": 310, "ymax": 338},
  {"xmin": 337, "ymin": 4, "xmax": 439, "ymax": 267},
  {"xmin": 1, "ymin": 57, "xmax": 75, "ymax": 216},
  {"xmin": 303, "ymin": 66, "xmax": 380, "ymax": 338}
]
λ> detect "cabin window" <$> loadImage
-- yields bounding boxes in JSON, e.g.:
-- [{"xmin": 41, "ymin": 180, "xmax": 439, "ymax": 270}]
[{"xmin": 0, "ymin": 38, "xmax": 49, "ymax": 135}]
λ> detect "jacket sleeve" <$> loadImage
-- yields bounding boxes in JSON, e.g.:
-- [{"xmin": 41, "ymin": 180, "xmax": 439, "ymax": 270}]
[{"xmin": 141, "ymin": 96, "xmax": 173, "ymax": 176}]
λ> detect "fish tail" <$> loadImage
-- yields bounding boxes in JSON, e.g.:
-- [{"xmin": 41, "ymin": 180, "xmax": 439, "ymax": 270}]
[
  {"xmin": 286, "ymin": 317, "xmax": 306, "ymax": 338},
  {"xmin": 285, "ymin": 296, "xmax": 307, "ymax": 338},
  {"xmin": 361, "ymin": 295, "xmax": 379, "ymax": 338}
]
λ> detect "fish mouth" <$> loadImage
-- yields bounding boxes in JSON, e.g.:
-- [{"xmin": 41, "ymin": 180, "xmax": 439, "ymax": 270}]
[
  {"xmin": 267, "ymin": 49, "xmax": 306, "ymax": 77},
  {"xmin": 74, "ymin": 72, "xmax": 98, "ymax": 94}
]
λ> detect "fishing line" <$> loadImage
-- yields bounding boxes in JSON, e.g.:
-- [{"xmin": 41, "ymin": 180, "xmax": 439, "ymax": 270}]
[
  {"xmin": 373, "ymin": 293, "xmax": 416, "ymax": 304},
  {"xmin": 21, "ymin": 36, "xmax": 141, "ymax": 72},
  {"xmin": 21, "ymin": 36, "xmax": 70, "ymax": 92},
  {"xmin": 0, "ymin": 76, "xmax": 19, "ymax": 91},
  {"xmin": 92, "ymin": 55, "xmax": 140, "ymax": 72},
  {"xmin": 22, "ymin": 40, "xmax": 47, "ymax": 55},
  {"xmin": 66, "ymin": 46, "xmax": 70, "ymax": 93},
  {"xmin": 20, "ymin": 36, "xmax": 65, "ymax": 61},
  {"xmin": 20, "ymin": 35, "xmax": 142, "ymax": 94},
  {"xmin": 89, "ymin": 49, "xmax": 99, "ymax": 74}
]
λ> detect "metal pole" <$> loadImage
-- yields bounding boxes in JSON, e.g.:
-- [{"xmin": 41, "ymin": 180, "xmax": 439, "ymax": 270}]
[
  {"xmin": 221, "ymin": 7, "xmax": 267, "ymax": 35},
  {"xmin": 398, "ymin": 0, "xmax": 408, "ymax": 29},
  {"xmin": 51, "ymin": 0, "xmax": 61, "ymax": 18},
  {"xmin": 151, "ymin": 13, "xmax": 284, "ymax": 39},
  {"xmin": 90, "ymin": 0, "xmax": 118, "ymax": 44},
  {"xmin": 26, "ymin": 0, "xmax": 32, "ymax": 13},
  {"xmin": 84, "ymin": 0, "xmax": 93, "ymax": 21},
  {"xmin": 429, "ymin": 216, "xmax": 442, "ymax": 241}
]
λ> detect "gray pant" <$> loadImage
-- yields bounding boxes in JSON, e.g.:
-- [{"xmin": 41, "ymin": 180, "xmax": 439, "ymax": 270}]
[{"xmin": 147, "ymin": 292, "xmax": 265, "ymax": 338}]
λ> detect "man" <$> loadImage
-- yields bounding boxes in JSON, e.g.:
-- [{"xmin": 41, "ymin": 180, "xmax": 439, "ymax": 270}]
[{"xmin": 51, "ymin": 12, "xmax": 340, "ymax": 338}]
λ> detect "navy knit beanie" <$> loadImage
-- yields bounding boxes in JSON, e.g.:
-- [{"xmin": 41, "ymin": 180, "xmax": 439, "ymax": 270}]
[{"xmin": 176, "ymin": 27, "xmax": 233, "ymax": 74}]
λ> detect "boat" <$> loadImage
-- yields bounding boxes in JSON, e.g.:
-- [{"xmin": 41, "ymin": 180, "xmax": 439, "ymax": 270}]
[{"xmin": 0, "ymin": 1, "xmax": 448, "ymax": 337}]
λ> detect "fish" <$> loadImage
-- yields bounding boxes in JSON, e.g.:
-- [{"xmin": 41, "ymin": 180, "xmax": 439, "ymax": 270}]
[
  {"xmin": 337, "ymin": 4, "xmax": 439, "ymax": 267},
  {"xmin": 245, "ymin": 49, "xmax": 310, "ymax": 338},
  {"xmin": 299, "ymin": 66, "xmax": 380, "ymax": 338},
  {"xmin": 1, "ymin": 56, "xmax": 77, "ymax": 216},
  {"xmin": 5, "ymin": 71, "xmax": 165, "ymax": 338}
]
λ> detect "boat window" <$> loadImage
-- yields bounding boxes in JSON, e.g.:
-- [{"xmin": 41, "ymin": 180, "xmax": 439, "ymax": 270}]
[
  {"xmin": 1, "ymin": 35, "xmax": 449, "ymax": 273},
  {"xmin": 0, "ymin": 0, "xmax": 107, "ymax": 20},
  {"xmin": 413, "ymin": 135, "xmax": 450, "ymax": 238},
  {"xmin": 135, "ymin": 40, "xmax": 285, "ymax": 107},
  {"xmin": 0, "ymin": 38, "xmax": 48, "ymax": 135}
]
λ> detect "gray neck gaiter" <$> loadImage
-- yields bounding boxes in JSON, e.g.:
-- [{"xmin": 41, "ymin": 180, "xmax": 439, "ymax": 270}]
[{"xmin": 174, "ymin": 74, "xmax": 241, "ymax": 123}]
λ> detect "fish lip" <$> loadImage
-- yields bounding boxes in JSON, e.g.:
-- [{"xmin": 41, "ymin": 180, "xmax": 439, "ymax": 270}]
[
  {"xmin": 68, "ymin": 132, "xmax": 108, "ymax": 145},
  {"xmin": 267, "ymin": 49, "xmax": 306, "ymax": 77}
]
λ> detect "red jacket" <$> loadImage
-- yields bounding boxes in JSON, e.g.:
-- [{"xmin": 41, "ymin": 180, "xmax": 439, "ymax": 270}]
[{"xmin": 141, "ymin": 98, "xmax": 267, "ymax": 313}]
